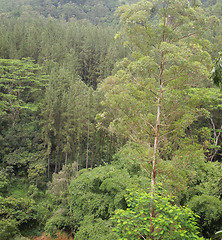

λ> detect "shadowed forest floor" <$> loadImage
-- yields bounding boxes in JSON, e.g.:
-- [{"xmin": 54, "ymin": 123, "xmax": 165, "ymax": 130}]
[{"xmin": 30, "ymin": 232, "xmax": 73, "ymax": 240}]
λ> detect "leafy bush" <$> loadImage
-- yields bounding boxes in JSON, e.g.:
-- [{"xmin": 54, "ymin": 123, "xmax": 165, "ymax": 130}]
[
  {"xmin": 112, "ymin": 188, "xmax": 205, "ymax": 240},
  {"xmin": 0, "ymin": 219, "xmax": 19, "ymax": 240},
  {"xmin": 188, "ymin": 194, "xmax": 222, "ymax": 238},
  {"xmin": 45, "ymin": 208, "xmax": 73, "ymax": 238},
  {"xmin": 0, "ymin": 170, "xmax": 9, "ymax": 195},
  {"xmin": 69, "ymin": 165, "xmax": 142, "ymax": 224},
  {"xmin": 74, "ymin": 216, "xmax": 118, "ymax": 240},
  {"xmin": 0, "ymin": 194, "xmax": 50, "ymax": 238}
]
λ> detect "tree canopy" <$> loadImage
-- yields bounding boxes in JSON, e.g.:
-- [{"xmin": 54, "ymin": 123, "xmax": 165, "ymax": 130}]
[{"xmin": 0, "ymin": 0, "xmax": 221, "ymax": 239}]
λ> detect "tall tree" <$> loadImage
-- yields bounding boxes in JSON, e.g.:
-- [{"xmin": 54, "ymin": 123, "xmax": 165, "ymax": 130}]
[{"xmin": 100, "ymin": 0, "xmax": 218, "ymax": 237}]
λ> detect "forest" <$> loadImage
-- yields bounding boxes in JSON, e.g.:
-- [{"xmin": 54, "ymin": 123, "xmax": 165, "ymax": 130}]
[{"xmin": 0, "ymin": 0, "xmax": 221, "ymax": 239}]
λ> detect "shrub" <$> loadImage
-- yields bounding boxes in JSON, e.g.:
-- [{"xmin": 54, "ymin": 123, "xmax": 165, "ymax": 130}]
[{"xmin": 112, "ymin": 188, "xmax": 205, "ymax": 240}]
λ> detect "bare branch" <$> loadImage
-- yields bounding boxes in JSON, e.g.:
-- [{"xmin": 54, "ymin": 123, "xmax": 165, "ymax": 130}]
[
  {"xmin": 178, "ymin": 32, "xmax": 196, "ymax": 41},
  {"xmin": 163, "ymin": 68, "xmax": 183, "ymax": 85},
  {"xmin": 131, "ymin": 75, "xmax": 159, "ymax": 99},
  {"xmin": 139, "ymin": 233, "xmax": 146, "ymax": 240},
  {"xmin": 208, "ymin": 117, "xmax": 222, "ymax": 161},
  {"xmin": 210, "ymin": 117, "xmax": 217, "ymax": 141},
  {"xmin": 139, "ymin": 114, "xmax": 156, "ymax": 132}
]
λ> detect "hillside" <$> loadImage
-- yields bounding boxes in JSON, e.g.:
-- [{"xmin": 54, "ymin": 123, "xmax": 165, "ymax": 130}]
[
  {"xmin": 0, "ymin": 0, "xmax": 221, "ymax": 240},
  {"xmin": 0, "ymin": 0, "xmax": 138, "ymax": 24}
]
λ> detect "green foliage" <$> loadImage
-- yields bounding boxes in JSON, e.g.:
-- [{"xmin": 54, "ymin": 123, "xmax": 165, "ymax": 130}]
[
  {"xmin": 0, "ymin": 0, "xmax": 138, "ymax": 24},
  {"xmin": 0, "ymin": 170, "xmax": 10, "ymax": 195},
  {"xmin": 0, "ymin": 16, "xmax": 127, "ymax": 87},
  {"xmin": 182, "ymin": 160, "xmax": 222, "ymax": 237},
  {"xmin": 0, "ymin": 0, "xmax": 221, "ymax": 239},
  {"xmin": 65, "ymin": 164, "xmax": 148, "ymax": 238},
  {"xmin": 74, "ymin": 216, "xmax": 118, "ymax": 240},
  {"xmin": 0, "ymin": 13, "xmax": 127, "ymax": 181},
  {"xmin": 27, "ymin": 161, "xmax": 46, "ymax": 187},
  {"xmin": 215, "ymin": 230, "xmax": 222, "ymax": 238},
  {"xmin": 0, "ymin": 195, "xmax": 45, "ymax": 239},
  {"xmin": 0, "ymin": 178, "xmax": 51, "ymax": 239},
  {"xmin": 13, "ymin": 237, "xmax": 29, "ymax": 240},
  {"xmin": 112, "ymin": 188, "xmax": 204, "ymax": 240},
  {"xmin": 44, "ymin": 147, "xmax": 148, "ymax": 237},
  {"xmin": 69, "ymin": 166, "xmax": 130, "ymax": 223},
  {"xmin": 47, "ymin": 163, "xmax": 78, "ymax": 203},
  {"xmin": 101, "ymin": 0, "xmax": 217, "ymax": 162},
  {"xmin": 189, "ymin": 195, "xmax": 222, "ymax": 226},
  {"xmin": 42, "ymin": 67, "xmax": 89, "ymax": 169},
  {"xmin": 0, "ymin": 58, "xmax": 47, "ymax": 126},
  {"xmin": 113, "ymin": 142, "xmax": 148, "ymax": 176},
  {"xmin": 1, "ymin": 121, "xmax": 46, "ymax": 184},
  {"xmin": 1, "ymin": 196, "xmax": 41, "ymax": 224},
  {"xmin": 45, "ymin": 208, "xmax": 73, "ymax": 238},
  {"xmin": 0, "ymin": 218, "xmax": 19, "ymax": 240}
]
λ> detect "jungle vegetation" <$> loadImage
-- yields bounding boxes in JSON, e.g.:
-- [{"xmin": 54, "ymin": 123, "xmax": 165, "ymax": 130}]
[{"xmin": 0, "ymin": 0, "xmax": 221, "ymax": 239}]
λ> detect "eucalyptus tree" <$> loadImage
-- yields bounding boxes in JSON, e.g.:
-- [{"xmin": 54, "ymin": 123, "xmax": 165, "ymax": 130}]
[{"xmin": 100, "ymin": 0, "xmax": 218, "ymax": 237}]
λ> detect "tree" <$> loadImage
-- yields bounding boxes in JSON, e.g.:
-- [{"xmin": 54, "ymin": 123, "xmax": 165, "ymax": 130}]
[
  {"xmin": 100, "ymin": 0, "xmax": 218, "ymax": 237},
  {"xmin": 0, "ymin": 58, "xmax": 48, "ymax": 183},
  {"xmin": 0, "ymin": 58, "xmax": 46, "ymax": 128}
]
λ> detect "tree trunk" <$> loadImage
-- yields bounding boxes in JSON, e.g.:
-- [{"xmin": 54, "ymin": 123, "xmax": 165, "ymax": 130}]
[
  {"xmin": 150, "ymin": 84, "xmax": 163, "ymax": 239},
  {"xmin": 108, "ymin": 134, "xmax": 112, "ymax": 164},
  {"xmin": 91, "ymin": 131, "xmax": 95, "ymax": 169},
  {"xmin": 58, "ymin": 160, "xmax": 61, "ymax": 171},
  {"xmin": 86, "ymin": 119, "xmax": 90, "ymax": 169},
  {"xmin": 98, "ymin": 131, "xmax": 102, "ymax": 166},
  {"xmin": 48, "ymin": 155, "xmax": 50, "ymax": 179},
  {"xmin": 65, "ymin": 151, "xmax": 68, "ymax": 165},
  {"xmin": 150, "ymin": 46, "xmax": 164, "ymax": 238},
  {"xmin": 54, "ymin": 161, "xmax": 57, "ymax": 173},
  {"xmin": 208, "ymin": 117, "xmax": 222, "ymax": 161}
]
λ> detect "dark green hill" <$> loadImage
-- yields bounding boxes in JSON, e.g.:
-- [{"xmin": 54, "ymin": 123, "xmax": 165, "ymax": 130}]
[
  {"xmin": 0, "ymin": 0, "xmax": 221, "ymax": 24},
  {"xmin": 0, "ymin": 0, "xmax": 137, "ymax": 24}
]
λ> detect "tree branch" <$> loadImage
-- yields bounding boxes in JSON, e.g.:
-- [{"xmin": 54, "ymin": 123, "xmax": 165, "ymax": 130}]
[
  {"xmin": 131, "ymin": 75, "xmax": 159, "ymax": 99},
  {"xmin": 178, "ymin": 32, "xmax": 196, "ymax": 41}
]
